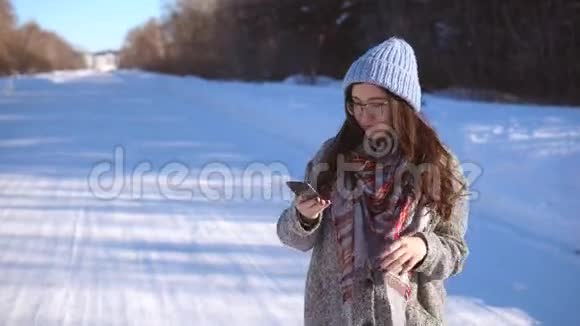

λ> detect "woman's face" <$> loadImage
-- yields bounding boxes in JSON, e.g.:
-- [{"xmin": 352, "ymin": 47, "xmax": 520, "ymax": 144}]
[{"xmin": 349, "ymin": 83, "xmax": 393, "ymax": 131}]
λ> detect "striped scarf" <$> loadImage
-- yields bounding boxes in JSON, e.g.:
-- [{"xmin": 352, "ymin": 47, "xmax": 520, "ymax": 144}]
[{"xmin": 330, "ymin": 145, "xmax": 421, "ymax": 307}]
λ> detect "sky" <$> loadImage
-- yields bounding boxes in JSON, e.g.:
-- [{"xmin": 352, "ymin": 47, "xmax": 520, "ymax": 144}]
[{"xmin": 11, "ymin": 0, "xmax": 162, "ymax": 52}]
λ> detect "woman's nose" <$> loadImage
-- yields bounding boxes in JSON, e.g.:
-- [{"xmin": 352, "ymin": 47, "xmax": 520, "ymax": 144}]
[{"xmin": 360, "ymin": 112, "xmax": 377, "ymax": 124}]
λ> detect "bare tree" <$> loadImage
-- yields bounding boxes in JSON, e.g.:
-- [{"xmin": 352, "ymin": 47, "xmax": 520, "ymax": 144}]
[
  {"xmin": 119, "ymin": 0, "xmax": 580, "ymax": 104},
  {"xmin": 12, "ymin": 21, "xmax": 84, "ymax": 73},
  {"xmin": 1, "ymin": 0, "xmax": 84, "ymax": 75},
  {"xmin": 120, "ymin": 18, "xmax": 165, "ymax": 71},
  {"xmin": 0, "ymin": 0, "xmax": 16, "ymax": 74}
]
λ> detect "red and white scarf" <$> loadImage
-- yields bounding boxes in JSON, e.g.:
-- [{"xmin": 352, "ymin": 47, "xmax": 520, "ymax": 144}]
[{"xmin": 330, "ymin": 144, "xmax": 426, "ymax": 319}]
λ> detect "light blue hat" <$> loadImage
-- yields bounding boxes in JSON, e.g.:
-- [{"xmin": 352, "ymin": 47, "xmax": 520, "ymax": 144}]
[{"xmin": 342, "ymin": 37, "xmax": 422, "ymax": 112}]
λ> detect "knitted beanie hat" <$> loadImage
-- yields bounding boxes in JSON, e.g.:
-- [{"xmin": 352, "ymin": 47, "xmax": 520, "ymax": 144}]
[{"xmin": 342, "ymin": 37, "xmax": 421, "ymax": 112}]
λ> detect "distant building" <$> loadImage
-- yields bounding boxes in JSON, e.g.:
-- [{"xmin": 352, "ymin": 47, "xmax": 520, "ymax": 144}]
[{"xmin": 84, "ymin": 50, "xmax": 119, "ymax": 71}]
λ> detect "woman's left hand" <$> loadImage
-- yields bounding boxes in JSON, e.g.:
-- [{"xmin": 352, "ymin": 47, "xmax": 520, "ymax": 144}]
[{"xmin": 379, "ymin": 236, "xmax": 427, "ymax": 275}]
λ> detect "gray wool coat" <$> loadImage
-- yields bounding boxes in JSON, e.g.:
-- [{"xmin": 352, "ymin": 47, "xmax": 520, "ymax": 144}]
[{"xmin": 277, "ymin": 138, "xmax": 469, "ymax": 326}]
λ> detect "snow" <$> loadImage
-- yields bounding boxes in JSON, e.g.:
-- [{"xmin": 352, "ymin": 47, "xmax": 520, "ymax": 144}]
[
  {"xmin": 341, "ymin": 1, "xmax": 353, "ymax": 10},
  {"xmin": 1, "ymin": 70, "xmax": 579, "ymax": 325},
  {"xmin": 283, "ymin": 74, "xmax": 341, "ymax": 87},
  {"xmin": 336, "ymin": 12, "xmax": 350, "ymax": 26},
  {"xmin": 34, "ymin": 69, "xmax": 123, "ymax": 84}
]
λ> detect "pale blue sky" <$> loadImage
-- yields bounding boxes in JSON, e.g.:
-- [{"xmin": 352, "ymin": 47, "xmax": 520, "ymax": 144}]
[{"xmin": 12, "ymin": 0, "xmax": 162, "ymax": 52}]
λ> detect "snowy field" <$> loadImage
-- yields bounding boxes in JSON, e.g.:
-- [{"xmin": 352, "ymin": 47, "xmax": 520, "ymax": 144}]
[{"xmin": 0, "ymin": 70, "xmax": 579, "ymax": 325}]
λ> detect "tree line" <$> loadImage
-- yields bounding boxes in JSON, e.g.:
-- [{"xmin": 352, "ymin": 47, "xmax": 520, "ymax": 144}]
[
  {"xmin": 0, "ymin": 0, "xmax": 84, "ymax": 75},
  {"xmin": 118, "ymin": 0, "xmax": 578, "ymax": 105}
]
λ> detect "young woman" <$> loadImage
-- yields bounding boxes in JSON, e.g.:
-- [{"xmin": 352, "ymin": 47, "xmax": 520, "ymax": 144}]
[{"xmin": 277, "ymin": 37, "xmax": 469, "ymax": 326}]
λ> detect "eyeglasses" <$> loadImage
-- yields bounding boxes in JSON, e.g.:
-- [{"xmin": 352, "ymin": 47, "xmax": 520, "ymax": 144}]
[{"xmin": 346, "ymin": 98, "xmax": 392, "ymax": 116}]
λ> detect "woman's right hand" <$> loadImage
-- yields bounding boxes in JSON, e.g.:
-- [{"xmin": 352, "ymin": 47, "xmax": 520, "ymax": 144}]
[{"xmin": 295, "ymin": 195, "xmax": 331, "ymax": 220}]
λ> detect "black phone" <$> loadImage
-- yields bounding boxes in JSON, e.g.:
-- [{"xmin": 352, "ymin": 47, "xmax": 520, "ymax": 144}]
[{"xmin": 286, "ymin": 181, "xmax": 320, "ymax": 201}]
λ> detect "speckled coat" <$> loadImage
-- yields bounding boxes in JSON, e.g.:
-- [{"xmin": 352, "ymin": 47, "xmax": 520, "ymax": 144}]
[{"xmin": 277, "ymin": 138, "xmax": 469, "ymax": 326}]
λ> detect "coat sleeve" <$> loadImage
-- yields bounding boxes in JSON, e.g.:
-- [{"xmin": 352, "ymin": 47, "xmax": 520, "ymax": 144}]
[
  {"xmin": 413, "ymin": 151, "xmax": 470, "ymax": 281},
  {"xmin": 276, "ymin": 139, "xmax": 332, "ymax": 252}
]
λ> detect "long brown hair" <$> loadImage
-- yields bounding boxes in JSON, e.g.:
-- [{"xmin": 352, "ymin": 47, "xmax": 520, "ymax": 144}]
[{"xmin": 315, "ymin": 84, "xmax": 467, "ymax": 221}]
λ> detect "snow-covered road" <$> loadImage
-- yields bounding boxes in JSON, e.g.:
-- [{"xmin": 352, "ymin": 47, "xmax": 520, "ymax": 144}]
[{"xmin": 0, "ymin": 70, "xmax": 578, "ymax": 325}]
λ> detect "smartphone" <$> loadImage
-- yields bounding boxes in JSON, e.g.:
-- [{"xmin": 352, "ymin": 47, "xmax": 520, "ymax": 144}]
[{"xmin": 286, "ymin": 181, "xmax": 321, "ymax": 201}]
